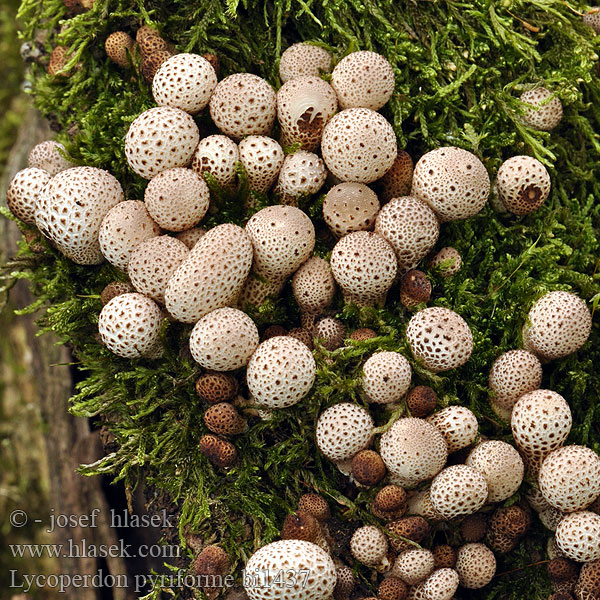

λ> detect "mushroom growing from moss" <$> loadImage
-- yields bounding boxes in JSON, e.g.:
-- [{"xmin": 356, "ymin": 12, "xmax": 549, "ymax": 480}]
[
  {"xmin": 555, "ymin": 512, "xmax": 600, "ymax": 562},
  {"xmin": 350, "ymin": 525, "xmax": 389, "ymax": 568},
  {"xmin": 191, "ymin": 135, "xmax": 240, "ymax": 192},
  {"xmin": 28, "ymin": 140, "xmax": 73, "ymax": 175},
  {"xmin": 520, "ymin": 87, "xmax": 563, "ymax": 131},
  {"xmin": 430, "ymin": 465, "xmax": 488, "ymax": 519},
  {"xmin": 279, "ymin": 43, "xmax": 332, "ymax": 83},
  {"xmin": 323, "ymin": 183, "xmax": 381, "ymax": 238},
  {"xmin": 362, "ymin": 351, "xmax": 412, "ymax": 405},
  {"xmin": 7, "ymin": 167, "xmax": 51, "ymax": 225},
  {"xmin": 455, "ymin": 543, "xmax": 496, "ymax": 589},
  {"xmin": 238, "ymin": 135, "xmax": 284, "ymax": 193}
]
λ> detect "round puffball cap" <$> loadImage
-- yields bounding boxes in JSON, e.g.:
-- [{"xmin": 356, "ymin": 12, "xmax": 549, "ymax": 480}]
[
  {"xmin": 191, "ymin": 134, "xmax": 240, "ymax": 189},
  {"xmin": 321, "ymin": 108, "xmax": 397, "ymax": 183},
  {"xmin": 466, "ymin": 440, "xmax": 524, "ymax": 503},
  {"xmin": 243, "ymin": 539, "xmax": 336, "ymax": 600},
  {"xmin": 331, "ymin": 50, "xmax": 395, "ymax": 111},
  {"xmin": 125, "ymin": 107, "xmax": 200, "ymax": 179},
  {"xmin": 379, "ymin": 417, "xmax": 448, "ymax": 487},
  {"xmin": 350, "ymin": 526, "xmax": 388, "ymax": 567},
  {"xmin": 292, "ymin": 256, "xmax": 336, "ymax": 315},
  {"xmin": 99, "ymin": 200, "xmax": 161, "ymax": 271},
  {"xmin": 406, "ymin": 307, "xmax": 473, "ymax": 373},
  {"xmin": 98, "ymin": 293, "xmax": 163, "ymax": 359},
  {"xmin": 316, "ymin": 402, "xmax": 374, "ymax": 461},
  {"xmin": 412, "ymin": 146, "xmax": 490, "ymax": 221},
  {"xmin": 377, "ymin": 150, "xmax": 414, "ymax": 202},
  {"xmin": 429, "ymin": 247, "xmax": 462, "ymax": 277},
  {"xmin": 555, "ymin": 511, "xmax": 600, "ymax": 562},
  {"xmin": 426, "ymin": 406, "xmax": 478, "ymax": 453},
  {"xmin": 323, "ymin": 183, "xmax": 380, "ymax": 238},
  {"xmin": 28, "ymin": 140, "xmax": 73, "ymax": 176},
  {"xmin": 7, "ymin": 167, "xmax": 51, "ymax": 225},
  {"xmin": 276, "ymin": 151, "xmax": 327, "ymax": 198},
  {"xmin": 209, "ymin": 73, "xmax": 276, "ymax": 140},
  {"xmin": 246, "ymin": 336, "xmax": 316, "ymax": 408},
  {"xmin": 539, "ymin": 445, "xmax": 600, "ymax": 513},
  {"xmin": 455, "ymin": 543, "xmax": 496, "ymax": 589},
  {"xmin": 422, "ymin": 568, "xmax": 459, "ymax": 600},
  {"xmin": 238, "ymin": 135, "xmax": 284, "ymax": 193},
  {"xmin": 362, "ymin": 351, "xmax": 412, "ymax": 404},
  {"xmin": 392, "ymin": 549, "xmax": 435, "ymax": 585},
  {"xmin": 279, "ymin": 43, "xmax": 332, "ymax": 83},
  {"xmin": 430, "ymin": 465, "xmax": 488, "ymax": 520},
  {"xmin": 520, "ymin": 87, "xmax": 563, "ymax": 131},
  {"xmin": 152, "ymin": 53, "xmax": 217, "ymax": 114},
  {"xmin": 523, "ymin": 291, "xmax": 592, "ymax": 361},
  {"xmin": 190, "ymin": 307, "xmax": 259, "ymax": 371}
]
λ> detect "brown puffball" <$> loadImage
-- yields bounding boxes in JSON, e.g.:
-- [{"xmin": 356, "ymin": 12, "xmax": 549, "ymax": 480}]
[
  {"xmin": 199, "ymin": 434, "xmax": 237, "ymax": 468},
  {"xmin": 547, "ymin": 558, "xmax": 579, "ymax": 583},
  {"xmin": 105, "ymin": 31, "xmax": 135, "ymax": 68},
  {"xmin": 281, "ymin": 510, "xmax": 321, "ymax": 543},
  {"xmin": 400, "ymin": 269, "xmax": 432, "ymax": 309},
  {"xmin": 298, "ymin": 493, "xmax": 331, "ymax": 521},
  {"xmin": 378, "ymin": 576, "xmax": 408, "ymax": 600},
  {"xmin": 333, "ymin": 566, "xmax": 356, "ymax": 600},
  {"xmin": 195, "ymin": 545, "xmax": 231, "ymax": 598},
  {"xmin": 136, "ymin": 25, "xmax": 160, "ymax": 44},
  {"xmin": 460, "ymin": 513, "xmax": 488, "ymax": 542},
  {"xmin": 202, "ymin": 53, "xmax": 220, "ymax": 76},
  {"xmin": 349, "ymin": 328, "xmax": 378, "ymax": 341},
  {"xmin": 406, "ymin": 386, "xmax": 438, "ymax": 418},
  {"xmin": 142, "ymin": 49, "xmax": 174, "ymax": 82},
  {"xmin": 48, "ymin": 46, "xmax": 71, "ymax": 76},
  {"xmin": 101, "ymin": 281, "xmax": 135, "ymax": 305},
  {"xmin": 262, "ymin": 324, "xmax": 288, "ymax": 341},
  {"xmin": 433, "ymin": 544, "xmax": 457, "ymax": 569},
  {"xmin": 372, "ymin": 485, "xmax": 407, "ymax": 520},
  {"xmin": 387, "ymin": 516, "xmax": 430, "ymax": 552},
  {"xmin": 351, "ymin": 450, "xmax": 386, "ymax": 486},
  {"xmin": 288, "ymin": 327, "xmax": 314, "ymax": 350},
  {"xmin": 196, "ymin": 373, "xmax": 237, "ymax": 404},
  {"xmin": 376, "ymin": 150, "xmax": 414, "ymax": 202},
  {"xmin": 204, "ymin": 403, "xmax": 246, "ymax": 436},
  {"xmin": 489, "ymin": 505, "xmax": 530, "ymax": 538},
  {"xmin": 138, "ymin": 33, "xmax": 170, "ymax": 56}
]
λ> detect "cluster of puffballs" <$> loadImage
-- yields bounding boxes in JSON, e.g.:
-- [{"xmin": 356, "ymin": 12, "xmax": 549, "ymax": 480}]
[{"xmin": 5, "ymin": 37, "xmax": 598, "ymax": 600}]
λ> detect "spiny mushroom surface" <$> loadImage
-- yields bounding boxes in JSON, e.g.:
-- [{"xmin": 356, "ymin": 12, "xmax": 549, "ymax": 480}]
[
  {"xmin": 495, "ymin": 155, "xmax": 551, "ymax": 216},
  {"xmin": 196, "ymin": 372, "xmax": 237, "ymax": 404},
  {"xmin": 152, "ymin": 53, "xmax": 217, "ymax": 114},
  {"xmin": 387, "ymin": 516, "xmax": 431, "ymax": 552},
  {"xmin": 523, "ymin": 291, "xmax": 592, "ymax": 361},
  {"xmin": 165, "ymin": 223, "xmax": 253, "ymax": 322},
  {"xmin": 127, "ymin": 235, "xmax": 189, "ymax": 303},
  {"xmin": 246, "ymin": 336, "xmax": 316, "ymax": 408},
  {"xmin": 199, "ymin": 434, "xmax": 237, "ymax": 468},
  {"xmin": 238, "ymin": 135, "xmax": 284, "ymax": 193},
  {"xmin": 411, "ymin": 146, "xmax": 490, "ymax": 222},
  {"xmin": 488, "ymin": 349, "xmax": 543, "ymax": 422},
  {"xmin": 209, "ymin": 73, "xmax": 276, "ymax": 140},
  {"xmin": 350, "ymin": 525, "xmax": 388, "ymax": 567},
  {"xmin": 400, "ymin": 270, "xmax": 432, "ymax": 309},
  {"xmin": 316, "ymin": 402, "xmax": 374, "ymax": 461},
  {"xmin": 124, "ymin": 107, "xmax": 200, "ymax": 179},
  {"xmin": 378, "ymin": 577, "xmax": 408, "ymax": 600},
  {"xmin": 279, "ymin": 43, "xmax": 332, "ymax": 83},
  {"xmin": 406, "ymin": 307, "xmax": 473, "ymax": 373},
  {"xmin": 36, "ymin": 166, "xmax": 124, "ymax": 265},
  {"xmin": 292, "ymin": 256, "xmax": 336, "ymax": 316},
  {"xmin": 28, "ymin": 140, "xmax": 73, "ymax": 175},
  {"xmin": 392, "ymin": 549, "xmax": 435, "ymax": 585},
  {"xmin": 538, "ymin": 446, "xmax": 600, "ymax": 513},
  {"xmin": 466, "ymin": 440, "xmax": 524, "ymax": 502},
  {"xmin": 204, "ymin": 402, "xmax": 246, "ymax": 436},
  {"xmin": 321, "ymin": 108, "xmax": 397, "ymax": 183},
  {"xmin": 330, "ymin": 231, "xmax": 397, "ymax": 306},
  {"xmin": 372, "ymin": 485, "xmax": 408, "ymax": 520},
  {"xmin": 322, "ymin": 183, "xmax": 380, "ymax": 238},
  {"xmin": 190, "ymin": 307, "xmax": 259, "ymax": 371},
  {"xmin": 243, "ymin": 539, "xmax": 336, "ymax": 600},
  {"xmin": 331, "ymin": 50, "xmax": 395, "ymax": 111},
  {"xmin": 99, "ymin": 200, "xmax": 162, "ymax": 271},
  {"xmin": 362, "ymin": 351, "xmax": 412, "ymax": 404},
  {"xmin": 555, "ymin": 512, "xmax": 600, "ymax": 562},
  {"xmin": 427, "ymin": 406, "xmax": 478, "ymax": 453},
  {"xmin": 520, "ymin": 87, "xmax": 563, "ymax": 131},
  {"xmin": 455, "ymin": 543, "xmax": 496, "ymax": 589},
  {"xmin": 191, "ymin": 134, "xmax": 239, "ymax": 191},
  {"xmin": 430, "ymin": 465, "xmax": 488, "ymax": 519},
  {"xmin": 380, "ymin": 417, "xmax": 448, "ymax": 487},
  {"xmin": 98, "ymin": 293, "xmax": 163, "ymax": 359},
  {"xmin": 7, "ymin": 167, "xmax": 51, "ymax": 225}
]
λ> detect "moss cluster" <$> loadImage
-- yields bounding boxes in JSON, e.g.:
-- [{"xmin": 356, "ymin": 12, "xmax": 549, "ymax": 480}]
[{"xmin": 7, "ymin": 0, "xmax": 600, "ymax": 598}]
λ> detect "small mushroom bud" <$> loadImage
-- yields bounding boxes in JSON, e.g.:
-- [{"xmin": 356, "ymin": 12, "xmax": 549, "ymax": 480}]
[
  {"xmin": 378, "ymin": 576, "xmax": 408, "ymax": 600},
  {"xmin": 105, "ymin": 31, "xmax": 135, "ymax": 68},
  {"xmin": 405, "ymin": 386, "xmax": 437, "ymax": 418},
  {"xmin": 262, "ymin": 325, "xmax": 288, "ymax": 340},
  {"xmin": 432, "ymin": 544, "xmax": 457, "ymax": 569},
  {"xmin": 350, "ymin": 525, "xmax": 389, "ymax": 568},
  {"xmin": 48, "ymin": 46, "xmax": 71, "ymax": 76},
  {"xmin": 429, "ymin": 247, "xmax": 462, "ymax": 277},
  {"xmin": 376, "ymin": 150, "xmax": 414, "ymax": 202},
  {"xmin": 351, "ymin": 450, "xmax": 386, "ymax": 486},
  {"xmin": 333, "ymin": 566, "xmax": 356, "ymax": 600},
  {"xmin": 372, "ymin": 485, "xmax": 407, "ymax": 520},
  {"xmin": 136, "ymin": 26, "xmax": 160, "ymax": 44},
  {"xmin": 387, "ymin": 516, "xmax": 430, "ymax": 552},
  {"xmin": 547, "ymin": 558, "xmax": 579, "ymax": 583},
  {"xmin": 196, "ymin": 373, "xmax": 237, "ymax": 404},
  {"xmin": 314, "ymin": 317, "xmax": 346, "ymax": 351},
  {"xmin": 400, "ymin": 270, "xmax": 432, "ymax": 309},
  {"xmin": 349, "ymin": 328, "xmax": 377, "ymax": 341},
  {"xmin": 142, "ymin": 49, "xmax": 174, "ymax": 82},
  {"xmin": 199, "ymin": 434, "xmax": 237, "ymax": 468},
  {"xmin": 100, "ymin": 281, "xmax": 135, "ymax": 305},
  {"xmin": 281, "ymin": 510, "xmax": 321, "ymax": 543},
  {"xmin": 489, "ymin": 505, "xmax": 530, "ymax": 539},
  {"xmin": 138, "ymin": 33, "xmax": 170, "ymax": 56},
  {"xmin": 204, "ymin": 403, "xmax": 247, "ymax": 436},
  {"xmin": 195, "ymin": 545, "xmax": 231, "ymax": 599},
  {"xmin": 460, "ymin": 513, "xmax": 488, "ymax": 542},
  {"xmin": 298, "ymin": 493, "xmax": 330, "ymax": 521},
  {"xmin": 287, "ymin": 327, "xmax": 314, "ymax": 350}
]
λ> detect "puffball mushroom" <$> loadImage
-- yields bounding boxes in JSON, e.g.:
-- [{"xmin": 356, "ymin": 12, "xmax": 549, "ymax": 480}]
[
  {"xmin": 98, "ymin": 293, "xmax": 163, "ymax": 359},
  {"xmin": 411, "ymin": 146, "xmax": 490, "ymax": 222},
  {"xmin": 314, "ymin": 317, "xmax": 346, "ymax": 351},
  {"xmin": 520, "ymin": 87, "xmax": 563, "ymax": 131},
  {"xmin": 362, "ymin": 351, "xmax": 412, "ymax": 404},
  {"xmin": 7, "ymin": 167, "xmax": 51, "ymax": 225},
  {"xmin": 351, "ymin": 450, "xmax": 386, "ymax": 485},
  {"xmin": 422, "ymin": 569, "xmax": 459, "ymax": 600},
  {"xmin": 277, "ymin": 76, "xmax": 338, "ymax": 151},
  {"xmin": 466, "ymin": 440, "xmax": 524, "ymax": 503},
  {"xmin": 523, "ymin": 291, "xmax": 592, "ymax": 361},
  {"xmin": 316, "ymin": 402, "xmax": 374, "ymax": 461},
  {"xmin": 292, "ymin": 256, "xmax": 336, "ymax": 316},
  {"xmin": 175, "ymin": 227, "xmax": 206, "ymax": 249},
  {"xmin": 165, "ymin": 223, "xmax": 253, "ymax": 323},
  {"xmin": 99, "ymin": 200, "xmax": 162, "ymax": 271},
  {"xmin": 144, "ymin": 167, "xmax": 210, "ymax": 232},
  {"xmin": 511, "ymin": 389, "xmax": 572, "ymax": 475},
  {"xmin": 392, "ymin": 549, "xmax": 435, "ymax": 585},
  {"xmin": 209, "ymin": 73, "xmax": 276, "ymax": 140},
  {"xmin": 488, "ymin": 349, "xmax": 543, "ymax": 422},
  {"xmin": 427, "ymin": 406, "xmax": 478, "ymax": 453},
  {"xmin": 105, "ymin": 31, "xmax": 135, "ymax": 68},
  {"xmin": 331, "ymin": 50, "xmax": 395, "ymax": 111},
  {"xmin": 379, "ymin": 418, "xmax": 448, "ymax": 487},
  {"xmin": 387, "ymin": 516, "xmax": 431, "ymax": 552},
  {"xmin": 429, "ymin": 247, "xmax": 462, "ymax": 277},
  {"xmin": 372, "ymin": 485, "xmax": 408, "ymax": 520},
  {"xmin": 538, "ymin": 446, "xmax": 600, "ymax": 513},
  {"xmin": 246, "ymin": 336, "xmax": 316, "ymax": 409},
  {"xmin": 28, "ymin": 140, "xmax": 74, "ymax": 175},
  {"xmin": 406, "ymin": 307, "xmax": 473, "ymax": 373},
  {"xmin": 275, "ymin": 151, "xmax": 327, "ymax": 203},
  {"xmin": 350, "ymin": 525, "xmax": 389, "ymax": 568},
  {"xmin": 455, "ymin": 544, "xmax": 496, "ymax": 589},
  {"xmin": 377, "ymin": 150, "xmax": 414, "ymax": 202},
  {"xmin": 243, "ymin": 540, "xmax": 336, "ymax": 600},
  {"xmin": 555, "ymin": 512, "xmax": 600, "ymax": 562},
  {"xmin": 190, "ymin": 307, "xmax": 259, "ymax": 371},
  {"xmin": 430, "ymin": 465, "xmax": 488, "ymax": 519},
  {"xmin": 321, "ymin": 108, "xmax": 397, "ymax": 184},
  {"xmin": 35, "ymin": 166, "xmax": 124, "ymax": 265},
  {"xmin": 238, "ymin": 135, "xmax": 284, "ymax": 193},
  {"xmin": 378, "ymin": 577, "xmax": 408, "ymax": 600},
  {"xmin": 191, "ymin": 135, "xmax": 240, "ymax": 191},
  {"xmin": 124, "ymin": 107, "xmax": 200, "ymax": 179},
  {"xmin": 279, "ymin": 43, "xmax": 332, "ymax": 82},
  {"xmin": 375, "ymin": 196, "xmax": 439, "ymax": 272},
  {"xmin": 495, "ymin": 155, "xmax": 551, "ymax": 216},
  {"xmin": 583, "ymin": 9, "xmax": 600, "ymax": 33},
  {"xmin": 152, "ymin": 53, "xmax": 217, "ymax": 114},
  {"xmin": 330, "ymin": 231, "xmax": 397, "ymax": 307},
  {"xmin": 322, "ymin": 183, "xmax": 380, "ymax": 238}
]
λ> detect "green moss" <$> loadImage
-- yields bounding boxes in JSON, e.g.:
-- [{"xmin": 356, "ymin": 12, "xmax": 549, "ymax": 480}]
[{"xmin": 8, "ymin": 0, "xmax": 600, "ymax": 598}]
